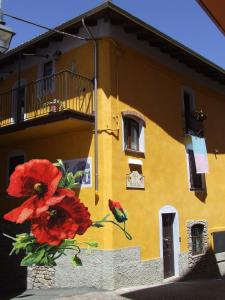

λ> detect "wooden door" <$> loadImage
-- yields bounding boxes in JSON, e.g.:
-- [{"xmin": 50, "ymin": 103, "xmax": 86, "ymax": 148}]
[{"xmin": 162, "ymin": 213, "xmax": 175, "ymax": 278}]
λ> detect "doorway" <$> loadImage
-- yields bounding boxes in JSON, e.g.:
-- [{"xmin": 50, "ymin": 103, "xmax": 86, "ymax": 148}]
[
  {"xmin": 159, "ymin": 205, "xmax": 180, "ymax": 279},
  {"xmin": 162, "ymin": 213, "xmax": 175, "ymax": 278}
]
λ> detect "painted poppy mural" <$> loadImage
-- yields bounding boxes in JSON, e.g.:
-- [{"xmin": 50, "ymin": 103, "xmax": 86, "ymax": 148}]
[{"xmin": 3, "ymin": 159, "xmax": 132, "ymax": 267}]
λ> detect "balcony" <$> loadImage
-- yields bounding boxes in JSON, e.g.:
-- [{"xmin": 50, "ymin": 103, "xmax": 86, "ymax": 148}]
[{"xmin": 0, "ymin": 70, "xmax": 94, "ymax": 137}]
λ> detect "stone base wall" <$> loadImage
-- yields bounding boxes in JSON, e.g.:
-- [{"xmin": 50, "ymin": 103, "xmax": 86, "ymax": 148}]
[
  {"xmin": 28, "ymin": 266, "xmax": 55, "ymax": 289},
  {"xmin": 54, "ymin": 247, "xmax": 163, "ymax": 290},
  {"xmin": 27, "ymin": 247, "xmax": 164, "ymax": 290},
  {"xmin": 179, "ymin": 252, "xmax": 189, "ymax": 278},
  {"xmin": 27, "ymin": 247, "xmax": 224, "ymax": 290}
]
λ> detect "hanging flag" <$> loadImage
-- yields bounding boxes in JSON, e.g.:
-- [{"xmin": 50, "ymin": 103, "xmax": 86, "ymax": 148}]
[{"xmin": 191, "ymin": 136, "xmax": 209, "ymax": 174}]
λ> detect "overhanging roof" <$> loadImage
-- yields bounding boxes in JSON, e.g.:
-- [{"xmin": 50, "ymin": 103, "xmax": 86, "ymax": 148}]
[
  {"xmin": 197, "ymin": 0, "xmax": 225, "ymax": 36},
  {"xmin": 1, "ymin": 1, "xmax": 225, "ymax": 85}
]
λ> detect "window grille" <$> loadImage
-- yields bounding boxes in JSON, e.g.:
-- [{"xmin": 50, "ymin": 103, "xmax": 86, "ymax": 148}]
[{"xmin": 191, "ymin": 224, "xmax": 204, "ymax": 255}]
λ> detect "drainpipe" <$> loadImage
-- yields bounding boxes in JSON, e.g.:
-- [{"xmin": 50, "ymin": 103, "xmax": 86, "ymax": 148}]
[
  {"xmin": 17, "ymin": 52, "xmax": 22, "ymax": 123},
  {"xmin": 82, "ymin": 18, "xmax": 98, "ymax": 193}
]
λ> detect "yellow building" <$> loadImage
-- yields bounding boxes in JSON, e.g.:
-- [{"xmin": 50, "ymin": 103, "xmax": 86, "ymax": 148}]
[{"xmin": 1, "ymin": 1, "xmax": 225, "ymax": 291}]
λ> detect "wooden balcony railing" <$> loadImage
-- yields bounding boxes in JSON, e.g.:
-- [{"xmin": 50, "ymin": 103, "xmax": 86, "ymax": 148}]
[{"xmin": 0, "ymin": 70, "xmax": 94, "ymax": 127}]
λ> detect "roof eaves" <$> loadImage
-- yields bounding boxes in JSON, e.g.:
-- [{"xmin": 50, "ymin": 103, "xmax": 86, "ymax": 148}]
[
  {"xmin": 0, "ymin": 1, "xmax": 111, "ymax": 60},
  {"xmin": 0, "ymin": 1, "xmax": 225, "ymax": 80}
]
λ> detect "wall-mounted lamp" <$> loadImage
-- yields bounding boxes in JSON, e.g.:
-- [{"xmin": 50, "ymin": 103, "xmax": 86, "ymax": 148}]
[{"xmin": 0, "ymin": 1, "xmax": 15, "ymax": 53}]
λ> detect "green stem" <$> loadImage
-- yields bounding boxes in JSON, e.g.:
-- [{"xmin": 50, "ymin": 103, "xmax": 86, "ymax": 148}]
[{"xmin": 93, "ymin": 220, "xmax": 132, "ymax": 240}]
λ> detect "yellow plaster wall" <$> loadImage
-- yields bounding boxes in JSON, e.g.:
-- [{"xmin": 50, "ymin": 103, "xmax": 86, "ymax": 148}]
[
  {"xmin": 103, "ymin": 40, "xmax": 225, "ymax": 260},
  {"xmin": 1, "ymin": 39, "xmax": 225, "ymax": 261},
  {"xmin": 0, "ymin": 129, "xmax": 109, "ymax": 246},
  {"xmin": 0, "ymin": 40, "xmax": 113, "ymax": 250}
]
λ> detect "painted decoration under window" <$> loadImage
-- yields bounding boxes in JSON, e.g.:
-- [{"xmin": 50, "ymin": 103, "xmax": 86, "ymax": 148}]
[
  {"xmin": 64, "ymin": 157, "xmax": 92, "ymax": 188},
  {"xmin": 126, "ymin": 171, "xmax": 144, "ymax": 189},
  {"xmin": 191, "ymin": 136, "xmax": 209, "ymax": 174}
]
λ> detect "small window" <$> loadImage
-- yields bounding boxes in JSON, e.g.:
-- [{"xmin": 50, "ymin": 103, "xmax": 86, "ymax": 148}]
[
  {"xmin": 8, "ymin": 155, "xmax": 25, "ymax": 178},
  {"xmin": 191, "ymin": 224, "xmax": 204, "ymax": 255},
  {"xmin": 43, "ymin": 61, "xmax": 53, "ymax": 77},
  {"xmin": 187, "ymin": 149, "xmax": 204, "ymax": 191},
  {"xmin": 43, "ymin": 61, "xmax": 53, "ymax": 91},
  {"xmin": 183, "ymin": 90, "xmax": 204, "ymax": 137},
  {"xmin": 123, "ymin": 115, "xmax": 145, "ymax": 153},
  {"xmin": 124, "ymin": 118, "xmax": 140, "ymax": 151}
]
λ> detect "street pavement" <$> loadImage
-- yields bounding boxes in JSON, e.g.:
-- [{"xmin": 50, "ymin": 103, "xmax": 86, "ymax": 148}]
[{"xmin": 2, "ymin": 278, "xmax": 225, "ymax": 300}]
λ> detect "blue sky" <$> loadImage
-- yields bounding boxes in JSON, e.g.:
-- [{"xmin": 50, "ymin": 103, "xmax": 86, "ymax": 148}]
[{"xmin": 3, "ymin": 0, "xmax": 225, "ymax": 69}]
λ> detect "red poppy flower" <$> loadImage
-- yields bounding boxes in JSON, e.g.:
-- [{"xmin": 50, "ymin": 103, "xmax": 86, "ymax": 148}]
[
  {"xmin": 3, "ymin": 188, "xmax": 74, "ymax": 224},
  {"xmin": 3, "ymin": 160, "xmax": 62, "ymax": 224},
  {"xmin": 109, "ymin": 199, "xmax": 127, "ymax": 223},
  {"xmin": 31, "ymin": 193, "xmax": 92, "ymax": 246},
  {"xmin": 7, "ymin": 159, "xmax": 61, "ymax": 199}
]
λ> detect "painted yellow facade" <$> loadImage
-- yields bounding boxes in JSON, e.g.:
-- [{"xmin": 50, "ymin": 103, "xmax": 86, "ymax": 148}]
[
  {"xmin": 1, "ymin": 2, "xmax": 225, "ymax": 289},
  {"xmin": 1, "ymin": 37, "xmax": 225, "ymax": 257}
]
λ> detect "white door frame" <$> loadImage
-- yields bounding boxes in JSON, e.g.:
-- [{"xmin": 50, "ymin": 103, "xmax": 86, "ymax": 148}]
[{"xmin": 159, "ymin": 205, "xmax": 180, "ymax": 277}]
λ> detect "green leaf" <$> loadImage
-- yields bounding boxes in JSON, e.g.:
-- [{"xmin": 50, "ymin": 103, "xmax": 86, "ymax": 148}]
[
  {"xmin": 20, "ymin": 253, "xmax": 35, "ymax": 267},
  {"xmin": 92, "ymin": 223, "xmax": 104, "ymax": 228},
  {"xmin": 58, "ymin": 177, "xmax": 66, "ymax": 188},
  {"xmin": 84, "ymin": 241, "xmax": 98, "ymax": 248},
  {"xmin": 66, "ymin": 172, "xmax": 76, "ymax": 189},
  {"xmin": 59, "ymin": 239, "xmax": 76, "ymax": 248},
  {"xmin": 54, "ymin": 159, "xmax": 66, "ymax": 175},
  {"xmin": 9, "ymin": 234, "xmax": 36, "ymax": 255},
  {"xmin": 72, "ymin": 255, "xmax": 82, "ymax": 266},
  {"xmin": 20, "ymin": 248, "xmax": 44, "ymax": 266}
]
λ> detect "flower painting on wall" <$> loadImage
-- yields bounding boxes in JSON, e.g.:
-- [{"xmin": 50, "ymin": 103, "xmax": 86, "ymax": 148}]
[{"xmin": 3, "ymin": 159, "xmax": 132, "ymax": 268}]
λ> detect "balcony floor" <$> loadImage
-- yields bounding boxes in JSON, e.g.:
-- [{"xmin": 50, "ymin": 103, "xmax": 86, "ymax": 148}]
[{"xmin": 0, "ymin": 109, "xmax": 95, "ymax": 145}]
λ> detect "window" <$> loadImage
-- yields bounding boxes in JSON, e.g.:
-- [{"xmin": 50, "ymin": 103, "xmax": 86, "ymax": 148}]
[
  {"xmin": 122, "ymin": 112, "xmax": 145, "ymax": 153},
  {"xmin": 183, "ymin": 90, "xmax": 204, "ymax": 136},
  {"xmin": 187, "ymin": 149, "xmax": 204, "ymax": 191},
  {"xmin": 124, "ymin": 118, "xmax": 140, "ymax": 151},
  {"xmin": 191, "ymin": 224, "xmax": 204, "ymax": 255},
  {"xmin": 43, "ymin": 61, "xmax": 53, "ymax": 91}
]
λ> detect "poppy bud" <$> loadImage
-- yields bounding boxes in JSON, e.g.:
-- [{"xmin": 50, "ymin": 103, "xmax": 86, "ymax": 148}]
[{"xmin": 108, "ymin": 199, "xmax": 127, "ymax": 223}]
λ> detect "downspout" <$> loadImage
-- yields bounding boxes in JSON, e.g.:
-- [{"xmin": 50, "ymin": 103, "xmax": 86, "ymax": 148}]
[
  {"xmin": 82, "ymin": 18, "xmax": 98, "ymax": 193},
  {"xmin": 17, "ymin": 52, "xmax": 22, "ymax": 123}
]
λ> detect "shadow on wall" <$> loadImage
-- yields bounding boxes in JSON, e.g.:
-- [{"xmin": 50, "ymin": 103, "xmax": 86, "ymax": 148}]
[
  {"xmin": 121, "ymin": 248, "xmax": 224, "ymax": 300},
  {"xmin": 0, "ymin": 131, "xmax": 93, "ymax": 296},
  {"xmin": 0, "ymin": 219, "xmax": 29, "ymax": 297},
  {"xmin": 107, "ymin": 41, "xmax": 225, "ymax": 155}
]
